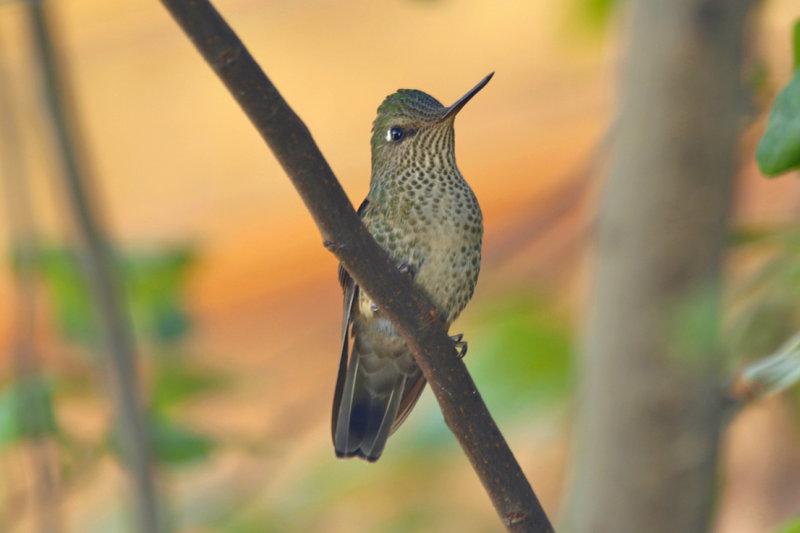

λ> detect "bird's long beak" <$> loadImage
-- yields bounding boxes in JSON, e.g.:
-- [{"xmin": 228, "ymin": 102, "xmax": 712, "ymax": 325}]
[{"xmin": 442, "ymin": 72, "xmax": 494, "ymax": 120}]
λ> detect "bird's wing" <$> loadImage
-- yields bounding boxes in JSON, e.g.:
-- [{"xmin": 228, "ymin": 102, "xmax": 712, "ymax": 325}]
[
  {"xmin": 331, "ymin": 264, "xmax": 356, "ymax": 440},
  {"xmin": 390, "ymin": 369, "xmax": 427, "ymax": 433},
  {"xmin": 331, "ymin": 198, "xmax": 370, "ymax": 440}
]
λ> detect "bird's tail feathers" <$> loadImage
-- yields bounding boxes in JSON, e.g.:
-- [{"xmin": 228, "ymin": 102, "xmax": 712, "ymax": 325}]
[{"xmin": 334, "ymin": 346, "xmax": 406, "ymax": 462}]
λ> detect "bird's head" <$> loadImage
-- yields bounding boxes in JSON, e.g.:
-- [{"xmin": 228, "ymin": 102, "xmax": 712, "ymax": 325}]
[{"xmin": 370, "ymin": 73, "xmax": 493, "ymax": 173}]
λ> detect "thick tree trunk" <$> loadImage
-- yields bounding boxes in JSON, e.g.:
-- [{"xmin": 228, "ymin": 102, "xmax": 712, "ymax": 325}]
[{"xmin": 566, "ymin": 1, "xmax": 753, "ymax": 532}]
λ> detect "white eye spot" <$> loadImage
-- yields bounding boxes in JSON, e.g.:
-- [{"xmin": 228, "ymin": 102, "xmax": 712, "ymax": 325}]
[{"xmin": 386, "ymin": 126, "xmax": 405, "ymax": 142}]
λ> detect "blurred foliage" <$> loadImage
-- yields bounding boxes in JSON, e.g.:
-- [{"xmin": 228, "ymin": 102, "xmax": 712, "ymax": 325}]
[
  {"xmin": 164, "ymin": 290, "xmax": 573, "ymax": 533},
  {"xmin": 777, "ymin": 516, "xmax": 800, "ymax": 533},
  {"xmin": 0, "ymin": 377, "xmax": 58, "ymax": 448},
  {"xmin": 152, "ymin": 359, "xmax": 229, "ymax": 413},
  {"xmin": 569, "ymin": 0, "xmax": 623, "ymax": 33},
  {"xmin": 147, "ymin": 415, "xmax": 214, "ymax": 465},
  {"xmin": 469, "ymin": 294, "xmax": 573, "ymax": 419},
  {"xmin": 221, "ymin": 515, "xmax": 287, "ymax": 533},
  {"xmin": 727, "ymin": 225, "xmax": 800, "ymax": 418},
  {"xmin": 727, "ymin": 227, "xmax": 800, "ymax": 360},
  {"xmin": 377, "ymin": 293, "xmax": 573, "ymax": 460},
  {"xmin": 35, "ymin": 248, "xmax": 95, "ymax": 343},
  {"xmin": 125, "ymin": 248, "xmax": 195, "ymax": 343},
  {"xmin": 221, "ymin": 442, "xmax": 467, "ymax": 533},
  {"xmin": 757, "ymin": 69, "xmax": 800, "ymax": 176},
  {"xmin": 29, "ymin": 245, "xmax": 227, "ymax": 471},
  {"xmin": 729, "ymin": 225, "xmax": 783, "ymax": 248},
  {"xmin": 108, "ymin": 414, "xmax": 214, "ymax": 467},
  {"xmin": 670, "ymin": 285, "xmax": 722, "ymax": 366},
  {"xmin": 35, "ymin": 246, "xmax": 194, "ymax": 345},
  {"xmin": 749, "ymin": 60, "xmax": 771, "ymax": 95},
  {"xmin": 794, "ymin": 19, "xmax": 800, "ymax": 72},
  {"xmin": 757, "ymin": 18, "xmax": 800, "ymax": 176}
]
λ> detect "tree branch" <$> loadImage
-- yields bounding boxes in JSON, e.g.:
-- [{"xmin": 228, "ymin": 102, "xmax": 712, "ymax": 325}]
[{"xmin": 158, "ymin": 0, "xmax": 554, "ymax": 531}]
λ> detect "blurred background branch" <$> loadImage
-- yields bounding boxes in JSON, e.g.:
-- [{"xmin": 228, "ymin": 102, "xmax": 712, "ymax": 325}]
[
  {"xmin": 25, "ymin": 0, "xmax": 162, "ymax": 531},
  {"xmin": 0, "ymin": 29, "xmax": 62, "ymax": 533}
]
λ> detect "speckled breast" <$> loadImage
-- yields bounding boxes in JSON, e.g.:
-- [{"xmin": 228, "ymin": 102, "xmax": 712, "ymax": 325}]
[{"xmin": 361, "ymin": 168, "xmax": 483, "ymax": 326}]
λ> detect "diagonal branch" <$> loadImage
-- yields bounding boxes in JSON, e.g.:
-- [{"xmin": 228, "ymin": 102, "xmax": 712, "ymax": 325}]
[{"xmin": 158, "ymin": 0, "xmax": 554, "ymax": 531}]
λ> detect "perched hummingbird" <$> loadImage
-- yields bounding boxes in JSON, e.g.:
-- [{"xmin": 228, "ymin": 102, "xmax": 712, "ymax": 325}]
[{"xmin": 332, "ymin": 73, "xmax": 492, "ymax": 461}]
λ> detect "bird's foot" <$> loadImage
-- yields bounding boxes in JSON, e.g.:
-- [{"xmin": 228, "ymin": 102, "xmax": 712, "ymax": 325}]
[
  {"xmin": 398, "ymin": 262, "xmax": 416, "ymax": 280},
  {"xmin": 450, "ymin": 333, "xmax": 468, "ymax": 359}
]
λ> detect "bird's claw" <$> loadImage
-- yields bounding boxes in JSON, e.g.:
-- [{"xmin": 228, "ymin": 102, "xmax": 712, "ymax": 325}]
[
  {"xmin": 450, "ymin": 333, "xmax": 467, "ymax": 359},
  {"xmin": 398, "ymin": 263, "xmax": 416, "ymax": 280}
]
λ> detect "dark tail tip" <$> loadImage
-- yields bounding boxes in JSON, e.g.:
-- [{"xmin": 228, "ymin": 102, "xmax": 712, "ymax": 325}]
[{"xmin": 334, "ymin": 448, "xmax": 382, "ymax": 462}]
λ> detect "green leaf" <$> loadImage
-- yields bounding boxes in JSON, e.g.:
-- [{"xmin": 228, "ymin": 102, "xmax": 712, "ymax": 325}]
[
  {"xmin": 757, "ymin": 70, "xmax": 800, "ymax": 176},
  {"xmin": 148, "ymin": 416, "xmax": 214, "ymax": 465}
]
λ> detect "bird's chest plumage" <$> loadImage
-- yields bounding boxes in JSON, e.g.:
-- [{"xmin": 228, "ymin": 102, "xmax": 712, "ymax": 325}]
[{"xmin": 361, "ymin": 167, "xmax": 482, "ymax": 325}]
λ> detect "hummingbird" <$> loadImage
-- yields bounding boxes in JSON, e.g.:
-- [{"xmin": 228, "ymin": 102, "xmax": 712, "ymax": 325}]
[{"xmin": 332, "ymin": 73, "xmax": 492, "ymax": 461}]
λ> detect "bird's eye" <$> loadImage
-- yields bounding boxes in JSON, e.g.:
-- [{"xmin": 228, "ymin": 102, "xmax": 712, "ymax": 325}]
[{"xmin": 386, "ymin": 126, "xmax": 405, "ymax": 143}]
